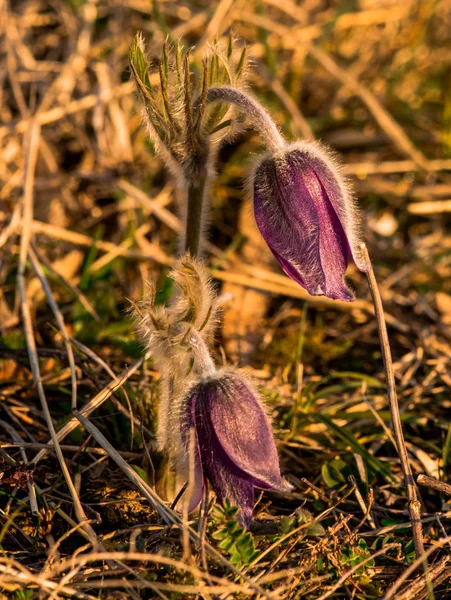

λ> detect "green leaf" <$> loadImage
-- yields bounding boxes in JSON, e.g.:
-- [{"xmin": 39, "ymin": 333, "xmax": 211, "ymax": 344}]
[
  {"xmin": 209, "ymin": 119, "xmax": 233, "ymax": 135},
  {"xmin": 321, "ymin": 462, "xmax": 342, "ymax": 488},
  {"xmin": 313, "ymin": 413, "xmax": 394, "ymax": 481},
  {"xmin": 131, "ymin": 465, "xmax": 148, "ymax": 484},
  {"xmin": 210, "ymin": 501, "xmax": 260, "ymax": 567}
]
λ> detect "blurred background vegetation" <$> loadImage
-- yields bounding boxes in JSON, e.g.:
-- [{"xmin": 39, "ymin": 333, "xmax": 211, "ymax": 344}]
[{"xmin": 1, "ymin": 0, "xmax": 451, "ymax": 598}]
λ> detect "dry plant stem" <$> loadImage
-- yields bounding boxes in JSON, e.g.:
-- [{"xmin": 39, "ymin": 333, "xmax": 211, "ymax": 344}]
[
  {"xmin": 417, "ymin": 474, "xmax": 451, "ymax": 496},
  {"xmin": 17, "ymin": 121, "xmax": 98, "ymax": 546},
  {"xmin": 361, "ymin": 243, "xmax": 424, "ymax": 561}
]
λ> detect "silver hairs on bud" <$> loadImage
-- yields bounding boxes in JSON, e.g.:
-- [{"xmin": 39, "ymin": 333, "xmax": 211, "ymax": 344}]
[{"xmin": 132, "ymin": 255, "xmax": 219, "ymax": 452}]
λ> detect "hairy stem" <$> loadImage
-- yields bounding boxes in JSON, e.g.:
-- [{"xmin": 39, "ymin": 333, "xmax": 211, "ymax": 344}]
[
  {"xmin": 188, "ymin": 328, "xmax": 216, "ymax": 376},
  {"xmin": 184, "ymin": 169, "xmax": 207, "ymax": 257},
  {"xmin": 207, "ymin": 86, "xmax": 285, "ymax": 152},
  {"xmin": 361, "ymin": 243, "xmax": 425, "ymax": 562}
]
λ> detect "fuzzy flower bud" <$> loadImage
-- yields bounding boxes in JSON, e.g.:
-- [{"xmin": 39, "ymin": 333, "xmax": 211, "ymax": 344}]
[
  {"xmin": 179, "ymin": 369, "xmax": 292, "ymax": 526},
  {"xmin": 251, "ymin": 141, "xmax": 368, "ymax": 301},
  {"xmin": 132, "ymin": 256, "xmax": 218, "ymax": 454}
]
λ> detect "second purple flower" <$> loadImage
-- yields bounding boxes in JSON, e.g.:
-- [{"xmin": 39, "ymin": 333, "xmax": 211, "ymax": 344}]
[{"xmin": 180, "ymin": 370, "xmax": 291, "ymax": 526}]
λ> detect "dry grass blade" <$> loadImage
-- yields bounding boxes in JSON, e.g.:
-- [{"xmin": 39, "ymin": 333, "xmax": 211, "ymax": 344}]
[
  {"xmin": 304, "ymin": 43, "xmax": 430, "ymax": 170},
  {"xmin": 197, "ymin": 0, "xmax": 236, "ymax": 51},
  {"xmin": 0, "ymin": 560, "xmax": 96, "ymax": 600},
  {"xmin": 396, "ymin": 557, "xmax": 451, "ymax": 600},
  {"xmin": 68, "ymin": 336, "xmax": 151, "ymax": 441},
  {"xmin": 0, "ymin": 81, "xmax": 135, "ymax": 138},
  {"xmin": 73, "ymin": 409, "xmax": 176, "ymax": 526},
  {"xmin": 28, "ymin": 246, "xmax": 78, "ymax": 410},
  {"xmin": 35, "ymin": 249, "xmax": 100, "ymax": 320},
  {"xmin": 1, "ymin": 442, "xmax": 140, "ymax": 458},
  {"xmin": 342, "ymin": 158, "xmax": 451, "ymax": 175},
  {"xmin": 383, "ymin": 538, "xmax": 450, "ymax": 600},
  {"xmin": 212, "ymin": 267, "xmax": 408, "ymax": 331},
  {"xmin": 316, "ymin": 543, "xmax": 398, "ymax": 600},
  {"xmin": 32, "ymin": 357, "xmax": 144, "ymax": 464},
  {"xmin": 407, "ymin": 199, "xmax": 451, "ymax": 214},
  {"xmin": 117, "ymin": 180, "xmax": 182, "ymax": 233},
  {"xmin": 16, "ymin": 119, "xmax": 99, "ymax": 546},
  {"xmin": 31, "ymin": 220, "xmax": 172, "ymax": 265}
]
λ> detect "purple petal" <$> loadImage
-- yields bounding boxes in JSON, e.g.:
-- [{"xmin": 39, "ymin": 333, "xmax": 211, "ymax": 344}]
[
  {"xmin": 253, "ymin": 148, "xmax": 356, "ymax": 301},
  {"xmin": 185, "ymin": 379, "xmax": 256, "ymax": 525},
  {"xmin": 301, "ymin": 144, "xmax": 368, "ymax": 272},
  {"xmin": 202, "ymin": 442, "xmax": 255, "ymax": 527},
  {"xmin": 197, "ymin": 373, "xmax": 289, "ymax": 492},
  {"xmin": 177, "ymin": 426, "xmax": 204, "ymax": 512}
]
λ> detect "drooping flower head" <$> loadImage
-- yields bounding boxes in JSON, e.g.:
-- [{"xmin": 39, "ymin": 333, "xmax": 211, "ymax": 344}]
[
  {"xmin": 251, "ymin": 141, "xmax": 369, "ymax": 301},
  {"xmin": 179, "ymin": 369, "xmax": 292, "ymax": 526}
]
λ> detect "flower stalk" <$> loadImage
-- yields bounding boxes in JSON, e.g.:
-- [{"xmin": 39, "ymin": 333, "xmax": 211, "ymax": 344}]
[
  {"xmin": 185, "ymin": 168, "xmax": 207, "ymax": 257},
  {"xmin": 361, "ymin": 243, "xmax": 425, "ymax": 562},
  {"xmin": 207, "ymin": 86, "xmax": 285, "ymax": 152}
]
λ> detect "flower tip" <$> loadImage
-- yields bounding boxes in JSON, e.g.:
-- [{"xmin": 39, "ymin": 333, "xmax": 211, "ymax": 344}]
[
  {"xmin": 335, "ymin": 286, "xmax": 355, "ymax": 302},
  {"xmin": 277, "ymin": 478, "xmax": 294, "ymax": 494},
  {"xmin": 241, "ymin": 505, "xmax": 254, "ymax": 528}
]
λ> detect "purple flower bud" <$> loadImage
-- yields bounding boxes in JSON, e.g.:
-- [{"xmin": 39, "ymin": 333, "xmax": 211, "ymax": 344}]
[
  {"xmin": 252, "ymin": 142, "xmax": 368, "ymax": 301},
  {"xmin": 181, "ymin": 370, "xmax": 291, "ymax": 526}
]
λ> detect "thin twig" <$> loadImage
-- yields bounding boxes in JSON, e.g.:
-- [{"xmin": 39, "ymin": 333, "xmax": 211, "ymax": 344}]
[
  {"xmin": 1, "ymin": 442, "xmax": 141, "ymax": 459},
  {"xmin": 417, "ymin": 474, "xmax": 451, "ymax": 497}
]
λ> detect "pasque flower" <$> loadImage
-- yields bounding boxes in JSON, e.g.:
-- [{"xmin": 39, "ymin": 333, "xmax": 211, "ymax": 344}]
[
  {"xmin": 252, "ymin": 142, "xmax": 368, "ymax": 301},
  {"xmin": 180, "ymin": 370, "xmax": 291, "ymax": 526}
]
